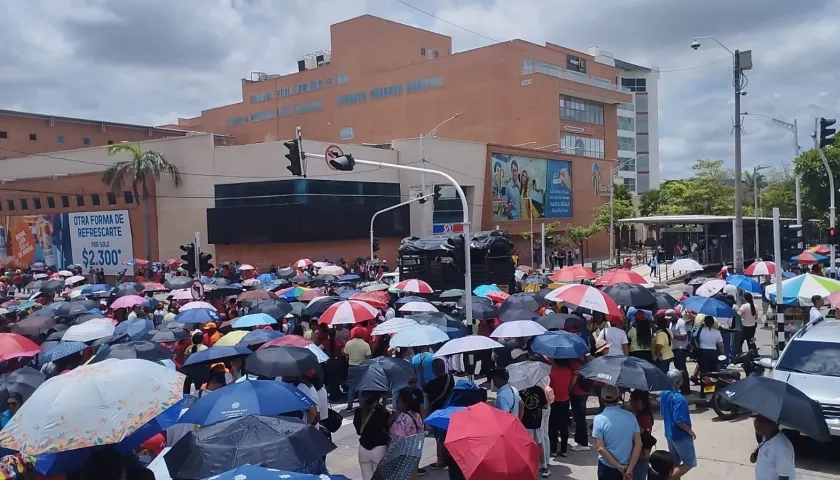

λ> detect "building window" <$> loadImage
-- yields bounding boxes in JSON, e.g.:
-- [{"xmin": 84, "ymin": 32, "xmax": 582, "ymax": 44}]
[
  {"xmin": 33, "ymin": 197, "xmax": 42, "ymax": 209},
  {"xmin": 277, "ymin": 87, "xmax": 292, "ymax": 97},
  {"xmin": 522, "ymin": 58, "xmax": 563, "ymax": 78},
  {"xmin": 107, "ymin": 140, "xmax": 114, "ymax": 145},
  {"xmin": 635, "ymin": 94, "xmax": 648, "ymax": 113},
  {"xmin": 618, "ymin": 102, "xmax": 635, "ymax": 112},
  {"xmin": 636, "ymin": 134, "xmax": 649, "ymax": 153},
  {"xmin": 560, "ymin": 96, "xmax": 604, "ymax": 125},
  {"xmin": 336, "ymin": 74, "xmax": 349, "ymax": 85},
  {"xmin": 296, "ymin": 81, "xmax": 322, "ymax": 94},
  {"xmin": 29, "ymin": 133, "xmax": 36, "ymax": 141},
  {"xmin": 339, "ymin": 127, "xmax": 355, "ymax": 140},
  {"xmin": 83, "ymin": 138, "xmax": 90, "ymax": 145},
  {"xmin": 623, "ymin": 177, "xmax": 637, "ymax": 192},
  {"xmin": 420, "ymin": 47, "xmax": 438, "ymax": 59},
  {"xmin": 637, "ymin": 173, "xmax": 650, "ymax": 193},
  {"xmin": 0, "ymin": 131, "xmax": 7, "ymax": 139},
  {"xmin": 107, "ymin": 192, "xmax": 116, "ymax": 205},
  {"xmin": 249, "ymin": 91, "xmax": 273, "ymax": 103},
  {"xmin": 370, "ymin": 84, "xmax": 403, "ymax": 100},
  {"xmin": 76, "ymin": 195, "xmax": 85, "ymax": 207},
  {"xmin": 124, "ymin": 192, "xmax": 134, "ymax": 204},
  {"xmin": 559, "ymin": 134, "xmax": 605, "ymax": 158},
  {"xmin": 407, "ymin": 76, "xmax": 443, "ymax": 93},
  {"xmin": 325, "ymin": 77, "xmax": 332, "ymax": 87},
  {"xmin": 6, "ymin": 200, "xmax": 14, "ymax": 211},
  {"xmin": 250, "ymin": 110, "xmax": 276, "ymax": 122},
  {"xmin": 621, "ymin": 78, "xmax": 647, "ymax": 92},
  {"xmin": 61, "ymin": 195, "xmax": 70, "ymax": 208},
  {"xmin": 295, "ymin": 100, "xmax": 324, "ymax": 114},
  {"xmin": 277, "ymin": 107, "xmax": 293, "ymax": 117},
  {"xmin": 636, "ymin": 114, "xmax": 649, "ymax": 133},
  {"xmin": 226, "ymin": 116, "xmax": 249, "ymax": 127},
  {"xmin": 19, "ymin": 199, "xmax": 28, "ymax": 211},
  {"xmin": 617, "ymin": 116, "xmax": 635, "ymax": 131},
  {"xmin": 619, "ymin": 157, "xmax": 636, "ymax": 172},
  {"xmin": 47, "ymin": 196, "xmax": 55, "ymax": 208},
  {"xmin": 637, "ymin": 155, "xmax": 650, "ymax": 172},
  {"xmin": 617, "ymin": 136, "xmax": 636, "ymax": 152},
  {"xmin": 337, "ymin": 92, "xmax": 367, "ymax": 106},
  {"xmin": 91, "ymin": 193, "xmax": 101, "ymax": 206},
  {"xmin": 57, "ymin": 135, "xmax": 64, "ymax": 144}
]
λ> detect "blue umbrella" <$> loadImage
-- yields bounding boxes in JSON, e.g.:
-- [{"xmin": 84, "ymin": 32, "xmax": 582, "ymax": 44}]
[
  {"xmin": 782, "ymin": 271, "xmax": 796, "ymax": 278},
  {"xmin": 209, "ymin": 465, "xmax": 350, "ymax": 480},
  {"xmin": 176, "ymin": 379, "xmax": 314, "ymax": 426},
  {"xmin": 9, "ymin": 301, "xmax": 36, "ymax": 312},
  {"xmin": 338, "ymin": 289, "xmax": 363, "ymax": 299},
  {"xmin": 724, "ymin": 274, "xmax": 761, "ymax": 294},
  {"xmin": 80, "ymin": 284, "xmax": 110, "ymax": 295},
  {"xmin": 790, "ymin": 252, "xmax": 829, "ymax": 264},
  {"xmin": 680, "ymin": 296, "xmax": 734, "ymax": 318},
  {"xmin": 39, "ymin": 341, "xmax": 87, "ymax": 364},
  {"xmin": 257, "ymin": 273, "xmax": 276, "ymax": 283},
  {"xmin": 424, "ymin": 406, "xmax": 466, "ymax": 431},
  {"xmin": 530, "ymin": 331, "xmax": 589, "ymax": 359},
  {"xmin": 395, "ymin": 296, "xmax": 430, "ymax": 305},
  {"xmin": 175, "ymin": 308, "xmax": 221, "ymax": 324},
  {"xmin": 473, "ymin": 284, "xmax": 502, "ymax": 297},
  {"xmin": 339, "ymin": 274, "xmax": 360, "ymax": 282},
  {"xmin": 113, "ymin": 318, "xmax": 154, "ymax": 341},
  {"xmin": 200, "ymin": 275, "xmax": 214, "ymax": 284},
  {"xmin": 232, "ymin": 313, "xmax": 277, "ymax": 329},
  {"xmin": 390, "ymin": 324, "xmax": 450, "ymax": 348},
  {"xmin": 183, "ymin": 345, "xmax": 252, "ymax": 367},
  {"xmin": 237, "ymin": 329, "xmax": 284, "ymax": 347}
]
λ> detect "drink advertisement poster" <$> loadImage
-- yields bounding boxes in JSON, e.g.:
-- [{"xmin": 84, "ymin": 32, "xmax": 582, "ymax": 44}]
[
  {"xmin": 0, "ymin": 210, "xmax": 134, "ymax": 275},
  {"xmin": 490, "ymin": 152, "xmax": 573, "ymax": 221}
]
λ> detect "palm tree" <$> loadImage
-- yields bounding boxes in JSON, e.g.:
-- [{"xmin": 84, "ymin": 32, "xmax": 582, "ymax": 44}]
[{"xmin": 102, "ymin": 144, "xmax": 183, "ymax": 261}]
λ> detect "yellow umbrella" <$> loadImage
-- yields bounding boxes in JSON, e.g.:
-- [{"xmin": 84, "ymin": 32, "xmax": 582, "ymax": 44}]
[
  {"xmin": 214, "ymin": 330, "xmax": 248, "ymax": 347},
  {"xmin": 523, "ymin": 284, "xmax": 542, "ymax": 293}
]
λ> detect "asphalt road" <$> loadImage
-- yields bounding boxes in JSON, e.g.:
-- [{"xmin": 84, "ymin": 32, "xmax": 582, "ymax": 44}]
[{"xmin": 325, "ymin": 279, "xmax": 840, "ymax": 479}]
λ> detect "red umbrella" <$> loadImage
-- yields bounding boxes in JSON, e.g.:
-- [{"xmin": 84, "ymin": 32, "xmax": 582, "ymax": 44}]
[
  {"xmin": 595, "ymin": 269, "xmax": 649, "ymax": 286},
  {"xmin": 142, "ymin": 282, "xmax": 168, "ymax": 292},
  {"xmin": 298, "ymin": 289, "xmax": 321, "ymax": 302},
  {"xmin": 394, "ymin": 279, "xmax": 434, "ymax": 294},
  {"xmin": 318, "ymin": 300, "xmax": 379, "ymax": 325},
  {"xmin": 349, "ymin": 292, "xmax": 388, "ymax": 309},
  {"xmin": 550, "ymin": 265, "xmax": 597, "ymax": 282},
  {"xmin": 485, "ymin": 291, "xmax": 509, "ymax": 303},
  {"xmin": 544, "ymin": 284, "xmax": 622, "ymax": 317},
  {"xmin": 0, "ymin": 333, "xmax": 40, "ymax": 362},
  {"xmin": 445, "ymin": 402, "xmax": 539, "ymax": 480},
  {"xmin": 259, "ymin": 334, "xmax": 312, "ymax": 349},
  {"xmin": 165, "ymin": 259, "xmax": 182, "ymax": 267}
]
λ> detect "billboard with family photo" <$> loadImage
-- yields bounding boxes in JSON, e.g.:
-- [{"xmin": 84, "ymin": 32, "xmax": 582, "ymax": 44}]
[
  {"xmin": 0, "ymin": 210, "xmax": 134, "ymax": 275},
  {"xmin": 490, "ymin": 153, "xmax": 573, "ymax": 221}
]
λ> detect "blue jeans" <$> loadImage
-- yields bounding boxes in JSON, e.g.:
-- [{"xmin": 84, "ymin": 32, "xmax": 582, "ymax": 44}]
[
  {"xmin": 597, "ymin": 461, "xmax": 624, "ymax": 480},
  {"xmin": 633, "ymin": 459, "xmax": 649, "ymax": 480},
  {"xmin": 720, "ymin": 330, "xmax": 732, "ymax": 360},
  {"xmin": 667, "ymin": 437, "xmax": 697, "ymax": 469},
  {"xmin": 345, "ymin": 365, "xmax": 361, "ymax": 410}
]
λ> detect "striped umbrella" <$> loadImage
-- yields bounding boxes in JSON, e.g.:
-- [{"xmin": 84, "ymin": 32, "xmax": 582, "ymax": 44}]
[
  {"xmin": 744, "ymin": 261, "xmax": 777, "ymax": 276},
  {"xmin": 394, "ymin": 279, "xmax": 434, "ymax": 294},
  {"xmin": 318, "ymin": 300, "xmax": 379, "ymax": 325},
  {"xmin": 544, "ymin": 284, "xmax": 621, "ymax": 317}
]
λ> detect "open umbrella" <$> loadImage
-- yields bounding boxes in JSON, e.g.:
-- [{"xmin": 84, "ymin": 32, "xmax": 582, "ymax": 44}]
[
  {"xmin": 245, "ymin": 346, "xmax": 320, "ymax": 378},
  {"xmin": 372, "ymin": 318, "xmax": 419, "ymax": 336},
  {"xmin": 39, "ymin": 341, "xmax": 87, "ymax": 364},
  {"xmin": 498, "ymin": 308, "xmax": 540, "ymax": 323},
  {"xmin": 602, "ymin": 282, "xmax": 657, "ymax": 307},
  {"xmin": 491, "ymin": 320, "xmax": 546, "ymax": 338},
  {"xmin": 499, "ymin": 292, "xmax": 546, "ymax": 312},
  {"xmin": 791, "ymin": 251, "xmax": 827, "ymax": 265},
  {"xmin": 398, "ymin": 301, "xmax": 438, "ymax": 313},
  {"xmin": 351, "ymin": 356, "xmax": 417, "ymax": 393},
  {"xmin": 725, "ymin": 274, "xmax": 761, "ymax": 294},
  {"xmin": 680, "ymin": 296, "xmax": 735, "ymax": 318},
  {"xmin": 112, "ymin": 282, "xmax": 144, "ymax": 298},
  {"xmin": 744, "ymin": 261, "xmax": 777, "ymax": 276},
  {"xmin": 177, "ymin": 379, "xmax": 314, "ymax": 426},
  {"xmin": 260, "ymin": 334, "xmax": 312, "ymax": 349},
  {"xmin": 408, "ymin": 312, "xmax": 468, "ymax": 338},
  {"xmin": 318, "ymin": 300, "xmax": 378, "ymax": 325},
  {"xmin": 209, "ymin": 465, "xmax": 349, "ymax": 480},
  {"xmin": 424, "ymin": 406, "xmax": 466, "ymax": 431},
  {"xmin": 0, "ymin": 359, "xmax": 184, "ymax": 455},
  {"xmin": 550, "ymin": 265, "xmax": 597, "ymax": 282},
  {"xmin": 175, "ymin": 308, "xmax": 221, "ymax": 324},
  {"xmin": 371, "ymin": 433, "xmax": 425, "ymax": 480},
  {"xmin": 577, "ymin": 354, "xmax": 674, "ymax": 391},
  {"xmin": 595, "ymin": 269, "xmax": 651, "ymax": 287},
  {"xmin": 88, "ymin": 340, "xmax": 172, "ymax": 364},
  {"xmin": 62, "ymin": 318, "xmax": 114, "ymax": 342},
  {"xmin": 0, "ymin": 366, "xmax": 45, "ymax": 405},
  {"xmin": 110, "ymin": 295, "xmax": 147, "ymax": 310},
  {"xmin": 237, "ymin": 290, "xmax": 277, "ymax": 302},
  {"xmin": 544, "ymin": 284, "xmax": 622, "ymax": 317},
  {"xmin": 64, "ymin": 275, "xmax": 86, "ymax": 286},
  {"xmin": 670, "ymin": 258, "xmax": 703, "ymax": 272},
  {"xmin": 695, "ymin": 279, "xmax": 727, "ymax": 297},
  {"xmin": 232, "ymin": 313, "xmax": 277, "ymax": 329},
  {"xmin": 214, "ymin": 330, "xmax": 248, "ymax": 347},
  {"xmin": 394, "ymin": 279, "xmax": 433, "ymax": 294},
  {"xmin": 390, "ymin": 324, "xmax": 450, "ymax": 348},
  {"xmin": 164, "ymin": 415, "xmax": 335, "ymax": 479},
  {"xmin": 349, "ymin": 292, "xmax": 389, "ymax": 309},
  {"xmin": 165, "ymin": 277, "xmax": 193, "ymax": 290},
  {"xmin": 180, "ymin": 301, "xmax": 217, "ymax": 311},
  {"xmin": 530, "ymin": 330, "xmax": 589, "ymax": 359},
  {"xmin": 291, "ymin": 274, "xmax": 312, "ymax": 284},
  {"xmin": 653, "ymin": 292, "xmax": 679, "ymax": 310},
  {"xmin": 434, "ymin": 336, "xmax": 503, "ymax": 357},
  {"xmin": 10, "ymin": 315, "xmax": 57, "ymax": 337},
  {"xmin": 766, "ymin": 273, "xmax": 840, "ymax": 306},
  {"xmin": 506, "ymin": 361, "xmax": 551, "ymax": 390},
  {"xmin": 55, "ymin": 300, "xmax": 100, "ymax": 318},
  {"xmin": 146, "ymin": 328, "xmax": 189, "ymax": 343},
  {"xmin": 183, "ymin": 345, "xmax": 252, "ymax": 367},
  {"xmin": 39, "ymin": 279, "xmax": 65, "ymax": 295},
  {"xmin": 237, "ymin": 329, "xmax": 284, "ymax": 348},
  {"xmin": 112, "ymin": 318, "xmax": 154, "ymax": 341},
  {"xmin": 719, "ymin": 376, "xmax": 830, "ymax": 441},
  {"xmin": 249, "ymin": 299, "xmax": 293, "ymax": 319},
  {"xmin": 473, "ymin": 284, "xmax": 502, "ymax": 297},
  {"xmin": 457, "ymin": 298, "xmax": 498, "ymax": 320},
  {"xmin": 536, "ymin": 313, "xmax": 583, "ymax": 331},
  {"xmin": 440, "ymin": 289, "xmax": 466, "ymax": 298}
]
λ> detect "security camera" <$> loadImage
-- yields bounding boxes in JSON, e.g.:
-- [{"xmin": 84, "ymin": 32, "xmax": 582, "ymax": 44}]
[{"xmin": 690, "ymin": 40, "xmax": 701, "ymax": 50}]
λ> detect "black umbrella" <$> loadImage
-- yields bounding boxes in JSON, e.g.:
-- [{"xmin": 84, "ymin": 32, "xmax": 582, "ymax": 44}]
[
  {"xmin": 499, "ymin": 292, "xmax": 547, "ymax": 313},
  {"xmin": 304, "ymin": 296, "xmax": 343, "ymax": 316},
  {"xmin": 537, "ymin": 313, "xmax": 585, "ymax": 331},
  {"xmin": 205, "ymin": 277, "xmax": 231, "ymax": 287},
  {"xmin": 165, "ymin": 277, "xmax": 193, "ymax": 290},
  {"xmin": 0, "ymin": 366, "xmax": 45, "ymax": 406},
  {"xmin": 249, "ymin": 299, "xmax": 293, "ymax": 319},
  {"xmin": 159, "ymin": 321, "xmax": 188, "ymax": 331},
  {"xmin": 602, "ymin": 282, "xmax": 657, "ymax": 307},
  {"xmin": 23, "ymin": 280, "xmax": 43, "ymax": 291},
  {"xmin": 112, "ymin": 282, "xmax": 144, "ymax": 298},
  {"xmin": 204, "ymin": 285, "xmax": 243, "ymax": 297},
  {"xmin": 276, "ymin": 267, "xmax": 296, "ymax": 279},
  {"xmin": 408, "ymin": 312, "xmax": 468, "ymax": 338},
  {"xmin": 456, "ymin": 295, "xmax": 492, "ymax": 309},
  {"xmin": 577, "ymin": 355, "xmax": 674, "ymax": 391},
  {"xmin": 720, "ymin": 376, "xmax": 831, "ymax": 441},
  {"xmin": 55, "ymin": 300, "xmax": 99, "ymax": 317},
  {"xmin": 88, "ymin": 340, "xmax": 173, "ymax": 364},
  {"xmin": 70, "ymin": 313, "xmax": 103, "ymax": 325},
  {"xmin": 308, "ymin": 274, "xmax": 337, "ymax": 287},
  {"xmin": 40, "ymin": 279, "xmax": 64, "ymax": 295},
  {"xmin": 164, "ymin": 415, "xmax": 336, "ymax": 479},
  {"xmin": 146, "ymin": 328, "xmax": 189, "ymax": 343},
  {"xmin": 290, "ymin": 274, "xmax": 311, "ymax": 284},
  {"xmin": 10, "ymin": 315, "xmax": 57, "ymax": 336},
  {"xmin": 44, "ymin": 326, "xmax": 69, "ymax": 342},
  {"xmin": 522, "ymin": 274, "xmax": 550, "ymax": 286},
  {"xmin": 372, "ymin": 433, "xmax": 425, "ymax": 480},
  {"xmin": 352, "ymin": 357, "xmax": 417, "ymax": 393},
  {"xmin": 653, "ymin": 292, "xmax": 679, "ymax": 310},
  {"xmin": 245, "ymin": 346, "xmax": 320, "ymax": 378},
  {"xmin": 499, "ymin": 308, "xmax": 540, "ymax": 323}
]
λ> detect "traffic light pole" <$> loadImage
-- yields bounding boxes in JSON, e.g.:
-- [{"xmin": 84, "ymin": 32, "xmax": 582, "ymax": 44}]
[
  {"xmin": 772, "ymin": 207, "xmax": 785, "ymax": 358},
  {"xmin": 815, "ymin": 117, "xmax": 836, "ymax": 275},
  {"xmin": 370, "ymin": 193, "xmax": 435, "ymax": 261}
]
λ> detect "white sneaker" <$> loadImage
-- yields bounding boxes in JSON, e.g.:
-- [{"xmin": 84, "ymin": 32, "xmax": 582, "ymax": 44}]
[
  {"xmin": 540, "ymin": 467, "xmax": 551, "ymax": 477},
  {"xmin": 570, "ymin": 443, "xmax": 590, "ymax": 452}
]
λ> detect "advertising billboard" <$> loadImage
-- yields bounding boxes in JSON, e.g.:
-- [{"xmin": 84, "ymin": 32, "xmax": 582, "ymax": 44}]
[
  {"xmin": 490, "ymin": 153, "xmax": 572, "ymax": 221},
  {"xmin": 0, "ymin": 210, "xmax": 134, "ymax": 275}
]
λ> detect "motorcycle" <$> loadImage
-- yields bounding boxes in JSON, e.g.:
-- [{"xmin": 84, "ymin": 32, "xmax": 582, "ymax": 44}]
[{"xmin": 703, "ymin": 338, "xmax": 765, "ymax": 420}]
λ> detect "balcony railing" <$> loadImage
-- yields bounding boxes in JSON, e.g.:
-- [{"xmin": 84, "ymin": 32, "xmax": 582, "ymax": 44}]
[{"xmin": 523, "ymin": 60, "xmax": 628, "ymax": 94}]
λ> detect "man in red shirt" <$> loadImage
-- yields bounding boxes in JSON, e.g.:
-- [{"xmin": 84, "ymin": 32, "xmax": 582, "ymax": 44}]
[
  {"xmin": 568, "ymin": 359, "xmax": 592, "ymax": 451},
  {"xmin": 548, "ymin": 360, "xmax": 573, "ymax": 458}
]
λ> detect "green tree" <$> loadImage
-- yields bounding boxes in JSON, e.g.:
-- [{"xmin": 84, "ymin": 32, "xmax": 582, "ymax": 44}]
[
  {"xmin": 564, "ymin": 224, "xmax": 597, "ymax": 265},
  {"xmin": 638, "ymin": 188, "xmax": 661, "ymax": 217},
  {"xmin": 795, "ymin": 140, "xmax": 840, "ymax": 226},
  {"xmin": 520, "ymin": 222, "xmax": 569, "ymax": 250},
  {"xmin": 759, "ymin": 168, "xmax": 797, "ymax": 219},
  {"xmin": 102, "ymin": 144, "xmax": 183, "ymax": 261}
]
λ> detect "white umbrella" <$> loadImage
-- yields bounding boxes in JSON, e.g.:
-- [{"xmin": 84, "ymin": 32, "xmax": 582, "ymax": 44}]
[
  {"xmin": 671, "ymin": 258, "xmax": 703, "ymax": 272},
  {"xmin": 372, "ymin": 317, "xmax": 419, "ymax": 335},
  {"xmin": 0, "ymin": 359, "xmax": 184, "ymax": 455},
  {"xmin": 490, "ymin": 320, "xmax": 546, "ymax": 338},
  {"xmin": 62, "ymin": 318, "xmax": 115, "ymax": 342},
  {"xmin": 169, "ymin": 289, "xmax": 193, "ymax": 301},
  {"xmin": 239, "ymin": 264, "xmax": 255, "ymax": 271},
  {"xmin": 313, "ymin": 261, "xmax": 329, "ymax": 269},
  {"xmin": 242, "ymin": 278, "xmax": 261, "ymax": 287},
  {"xmin": 390, "ymin": 324, "xmax": 450, "ymax": 348},
  {"xmin": 179, "ymin": 301, "xmax": 217, "ymax": 311},
  {"xmin": 434, "ymin": 336, "xmax": 503, "ymax": 357},
  {"xmin": 319, "ymin": 265, "xmax": 345, "ymax": 276},
  {"xmin": 363, "ymin": 283, "xmax": 390, "ymax": 292},
  {"xmin": 398, "ymin": 302, "xmax": 439, "ymax": 313},
  {"xmin": 506, "ymin": 361, "xmax": 551, "ymax": 390},
  {"xmin": 64, "ymin": 275, "xmax": 86, "ymax": 286},
  {"xmin": 695, "ymin": 279, "xmax": 727, "ymax": 297},
  {"xmin": 57, "ymin": 270, "xmax": 73, "ymax": 277}
]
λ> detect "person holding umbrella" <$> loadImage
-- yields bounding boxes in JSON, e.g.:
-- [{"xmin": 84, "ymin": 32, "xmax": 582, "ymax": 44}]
[
  {"xmin": 660, "ymin": 370, "xmax": 697, "ymax": 480},
  {"xmin": 354, "ymin": 391, "xmax": 390, "ymax": 480},
  {"xmin": 750, "ymin": 415, "xmax": 796, "ymax": 480},
  {"xmin": 0, "ymin": 392, "xmax": 23, "ymax": 429}
]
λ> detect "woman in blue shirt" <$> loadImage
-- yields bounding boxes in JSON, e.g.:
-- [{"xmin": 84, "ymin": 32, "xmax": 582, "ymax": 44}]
[{"xmin": 0, "ymin": 393, "xmax": 23, "ymax": 429}]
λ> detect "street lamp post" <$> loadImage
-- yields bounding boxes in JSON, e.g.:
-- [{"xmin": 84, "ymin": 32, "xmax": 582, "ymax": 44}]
[
  {"xmin": 692, "ymin": 37, "xmax": 752, "ymax": 272},
  {"xmin": 753, "ymin": 164, "xmax": 771, "ymax": 259},
  {"xmin": 419, "ymin": 113, "xmax": 464, "ymax": 235},
  {"xmin": 370, "ymin": 193, "xmax": 435, "ymax": 261}
]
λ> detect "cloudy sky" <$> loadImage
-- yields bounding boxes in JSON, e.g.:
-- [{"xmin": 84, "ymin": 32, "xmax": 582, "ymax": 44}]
[{"xmin": 2, "ymin": 0, "xmax": 839, "ymax": 179}]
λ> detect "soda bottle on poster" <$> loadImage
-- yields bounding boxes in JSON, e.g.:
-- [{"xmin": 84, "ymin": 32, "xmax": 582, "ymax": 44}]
[
  {"xmin": 38, "ymin": 219, "xmax": 56, "ymax": 268},
  {"xmin": 0, "ymin": 224, "xmax": 6, "ymax": 259}
]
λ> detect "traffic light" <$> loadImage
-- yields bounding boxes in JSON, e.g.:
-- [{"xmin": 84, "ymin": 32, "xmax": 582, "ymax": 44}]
[
  {"xmin": 328, "ymin": 153, "xmax": 355, "ymax": 171},
  {"xmin": 829, "ymin": 227, "xmax": 839, "ymax": 246},
  {"xmin": 180, "ymin": 243, "xmax": 196, "ymax": 275},
  {"xmin": 372, "ymin": 237, "xmax": 381, "ymax": 253},
  {"xmin": 284, "ymin": 139, "xmax": 304, "ymax": 176},
  {"xmin": 820, "ymin": 118, "xmax": 837, "ymax": 149},
  {"xmin": 199, "ymin": 252, "xmax": 213, "ymax": 273},
  {"xmin": 433, "ymin": 185, "xmax": 442, "ymax": 202},
  {"xmin": 781, "ymin": 224, "xmax": 804, "ymax": 259}
]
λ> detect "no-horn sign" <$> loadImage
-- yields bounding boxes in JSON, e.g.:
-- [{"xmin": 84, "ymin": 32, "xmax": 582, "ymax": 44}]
[{"xmin": 325, "ymin": 144, "xmax": 344, "ymax": 170}]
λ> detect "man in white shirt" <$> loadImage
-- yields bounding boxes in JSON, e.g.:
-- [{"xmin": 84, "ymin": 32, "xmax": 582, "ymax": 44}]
[
  {"xmin": 668, "ymin": 310, "xmax": 692, "ymax": 395},
  {"xmin": 597, "ymin": 323, "xmax": 629, "ymax": 356},
  {"xmin": 809, "ymin": 295, "xmax": 825, "ymax": 323},
  {"xmin": 722, "ymin": 282, "xmax": 739, "ymax": 304},
  {"xmin": 751, "ymin": 415, "xmax": 796, "ymax": 480}
]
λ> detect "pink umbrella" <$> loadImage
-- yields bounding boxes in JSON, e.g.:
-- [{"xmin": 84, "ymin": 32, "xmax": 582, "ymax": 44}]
[
  {"xmin": 110, "ymin": 295, "xmax": 147, "ymax": 310},
  {"xmin": 169, "ymin": 289, "xmax": 193, "ymax": 301},
  {"xmin": 298, "ymin": 289, "xmax": 322, "ymax": 302},
  {"xmin": 239, "ymin": 264, "xmax": 255, "ymax": 271},
  {"xmin": 318, "ymin": 300, "xmax": 379, "ymax": 325},
  {"xmin": 394, "ymin": 279, "xmax": 434, "ymax": 294}
]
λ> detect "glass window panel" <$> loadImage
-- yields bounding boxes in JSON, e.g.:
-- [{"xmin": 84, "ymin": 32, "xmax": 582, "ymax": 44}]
[
  {"xmin": 635, "ymin": 94, "xmax": 648, "ymax": 112},
  {"xmin": 617, "ymin": 136, "xmax": 635, "ymax": 151},
  {"xmin": 637, "ymin": 155, "xmax": 650, "ymax": 171},
  {"xmin": 636, "ymin": 135, "xmax": 649, "ymax": 153}
]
